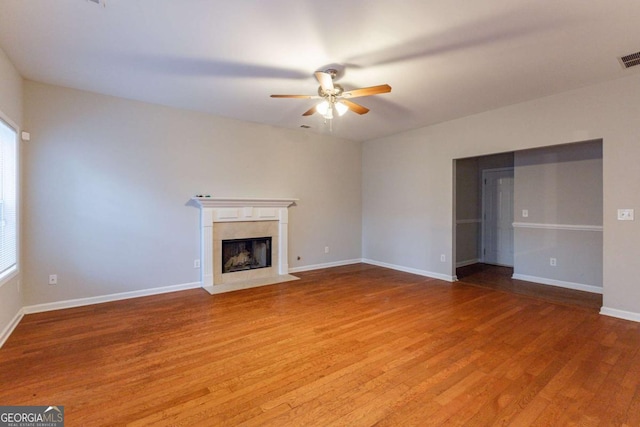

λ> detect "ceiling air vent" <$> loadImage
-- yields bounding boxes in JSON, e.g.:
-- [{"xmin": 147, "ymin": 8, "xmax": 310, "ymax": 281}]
[{"xmin": 619, "ymin": 51, "xmax": 640, "ymax": 69}]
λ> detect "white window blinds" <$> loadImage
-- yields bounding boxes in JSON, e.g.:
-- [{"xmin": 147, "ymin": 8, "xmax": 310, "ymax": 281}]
[{"xmin": 0, "ymin": 118, "xmax": 17, "ymax": 278}]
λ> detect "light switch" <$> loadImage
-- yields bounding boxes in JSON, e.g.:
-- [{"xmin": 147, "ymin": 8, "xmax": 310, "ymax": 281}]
[{"xmin": 617, "ymin": 209, "xmax": 634, "ymax": 221}]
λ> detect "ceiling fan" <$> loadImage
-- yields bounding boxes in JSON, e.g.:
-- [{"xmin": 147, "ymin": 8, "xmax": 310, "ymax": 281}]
[{"xmin": 270, "ymin": 69, "xmax": 391, "ymax": 121}]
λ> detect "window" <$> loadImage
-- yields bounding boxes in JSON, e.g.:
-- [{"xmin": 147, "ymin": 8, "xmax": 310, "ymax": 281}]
[{"xmin": 0, "ymin": 117, "xmax": 17, "ymax": 282}]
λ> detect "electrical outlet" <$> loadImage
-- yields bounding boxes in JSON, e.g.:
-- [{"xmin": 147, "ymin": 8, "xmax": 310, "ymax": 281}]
[
  {"xmin": 550, "ymin": 258, "xmax": 557, "ymax": 266},
  {"xmin": 194, "ymin": 259, "xmax": 201, "ymax": 268},
  {"xmin": 522, "ymin": 209, "xmax": 529, "ymax": 218},
  {"xmin": 324, "ymin": 246, "xmax": 329, "ymax": 254},
  {"xmin": 440, "ymin": 254, "xmax": 446, "ymax": 262},
  {"xmin": 49, "ymin": 274, "xmax": 57, "ymax": 285},
  {"xmin": 618, "ymin": 209, "xmax": 634, "ymax": 221}
]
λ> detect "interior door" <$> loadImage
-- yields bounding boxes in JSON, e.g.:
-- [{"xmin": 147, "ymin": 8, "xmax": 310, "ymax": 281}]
[{"xmin": 482, "ymin": 168, "xmax": 514, "ymax": 266}]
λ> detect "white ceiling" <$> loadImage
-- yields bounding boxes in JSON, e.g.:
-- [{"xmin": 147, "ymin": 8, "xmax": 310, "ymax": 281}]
[{"xmin": 1, "ymin": 1, "xmax": 639, "ymax": 142}]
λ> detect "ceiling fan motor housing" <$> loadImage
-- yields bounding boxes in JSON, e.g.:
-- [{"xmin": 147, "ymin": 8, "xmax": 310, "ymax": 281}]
[{"xmin": 318, "ymin": 84, "xmax": 344, "ymax": 97}]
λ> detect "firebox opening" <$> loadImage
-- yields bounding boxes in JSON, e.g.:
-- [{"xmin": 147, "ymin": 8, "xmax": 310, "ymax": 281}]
[{"xmin": 222, "ymin": 237, "xmax": 272, "ymax": 274}]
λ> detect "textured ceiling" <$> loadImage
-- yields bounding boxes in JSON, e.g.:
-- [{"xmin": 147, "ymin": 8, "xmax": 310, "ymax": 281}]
[{"xmin": 1, "ymin": 0, "xmax": 639, "ymax": 141}]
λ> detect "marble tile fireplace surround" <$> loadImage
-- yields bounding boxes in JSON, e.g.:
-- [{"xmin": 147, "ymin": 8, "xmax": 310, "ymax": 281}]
[{"xmin": 192, "ymin": 197, "xmax": 299, "ymax": 294}]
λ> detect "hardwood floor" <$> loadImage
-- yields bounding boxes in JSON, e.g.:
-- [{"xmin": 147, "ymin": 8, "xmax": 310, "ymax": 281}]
[
  {"xmin": 456, "ymin": 263, "xmax": 603, "ymax": 310},
  {"xmin": 1, "ymin": 263, "xmax": 638, "ymax": 426}
]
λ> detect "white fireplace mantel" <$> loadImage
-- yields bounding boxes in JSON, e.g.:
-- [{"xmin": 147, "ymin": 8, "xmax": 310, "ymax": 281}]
[
  {"xmin": 192, "ymin": 197, "xmax": 298, "ymax": 209},
  {"xmin": 192, "ymin": 196, "xmax": 298, "ymax": 294}
]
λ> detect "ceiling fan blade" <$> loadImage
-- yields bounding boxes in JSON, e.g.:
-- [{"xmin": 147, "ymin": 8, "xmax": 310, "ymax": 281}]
[
  {"xmin": 315, "ymin": 71, "xmax": 334, "ymax": 93},
  {"xmin": 342, "ymin": 84, "xmax": 392, "ymax": 98},
  {"xmin": 302, "ymin": 106, "xmax": 317, "ymax": 116},
  {"xmin": 341, "ymin": 100, "xmax": 370, "ymax": 115},
  {"xmin": 270, "ymin": 94, "xmax": 321, "ymax": 99}
]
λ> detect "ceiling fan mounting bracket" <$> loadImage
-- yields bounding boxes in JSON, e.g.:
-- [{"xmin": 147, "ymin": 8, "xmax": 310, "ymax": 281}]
[{"xmin": 322, "ymin": 68, "xmax": 338, "ymax": 80}]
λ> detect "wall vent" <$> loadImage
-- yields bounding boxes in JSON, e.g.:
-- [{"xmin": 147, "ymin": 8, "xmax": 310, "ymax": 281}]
[{"xmin": 619, "ymin": 51, "xmax": 640, "ymax": 69}]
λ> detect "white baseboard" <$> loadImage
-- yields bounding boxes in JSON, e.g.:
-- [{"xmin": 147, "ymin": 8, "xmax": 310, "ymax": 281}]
[
  {"xmin": 362, "ymin": 258, "xmax": 456, "ymax": 282},
  {"xmin": 600, "ymin": 307, "xmax": 640, "ymax": 323},
  {"xmin": 0, "ymin": 308, "xmax": 24, "ymax": 349},
  {"xmin": 23, "ymin": 281, "xmax": 202, "ymax": 314},
  {"xmin": 456, "ymin": 259, "xmax": 480, "ymax": 268},
  {"xmin": 288, "ymin": 259, "xmax": 362, "ymax": 273},
  {"xmin": 511, "ymin": 274, "xmax": 602, "ymax": 294}
]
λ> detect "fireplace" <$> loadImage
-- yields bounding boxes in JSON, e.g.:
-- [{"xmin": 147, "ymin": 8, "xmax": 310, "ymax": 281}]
[
  {"xmin": 222, "ymin": 237, "xmax": 272, "ymax": 273},
  {"xmin": 191, "ymin": 196, "xmax": 299, "ymax": 295}
]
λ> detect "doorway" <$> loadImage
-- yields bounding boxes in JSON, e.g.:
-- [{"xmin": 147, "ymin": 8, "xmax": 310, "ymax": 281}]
[
  {"xmin": 454, "ymin": 152, "xmax": 514, "ymax": 271},
  {"xmin": 453, "ymin": 140, "xmax": 603, "ymax": 301}
]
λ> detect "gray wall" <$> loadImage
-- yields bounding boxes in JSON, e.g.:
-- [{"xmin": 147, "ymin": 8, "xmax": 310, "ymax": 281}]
[
  {"xmin": 22, "ymin": 81, "xmax": 362, "ymax": 306},
  {"xmin": 363, "ymin": 72, "xmax": 640, "ymax": 317},
  {"xmin": 0, "ymin": 46, "xmax": 23, "ymax": 342},
  {"xmin": 513, "ymin": 141, "xmax": 603, "ymax": 289}
]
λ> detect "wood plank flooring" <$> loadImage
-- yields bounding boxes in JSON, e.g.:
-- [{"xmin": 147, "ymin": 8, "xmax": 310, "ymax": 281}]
[
  {"xmin": 1, "ymin": 264, "xmax": 638, "ymax": 426},
  {"xmin": 456, "ymin": 263, "xmax": 603, "ymax": 310}
]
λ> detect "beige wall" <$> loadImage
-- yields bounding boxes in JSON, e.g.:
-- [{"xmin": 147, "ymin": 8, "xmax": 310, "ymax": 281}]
[
  {"xmin": 22, "ymin": 81, "xmax": 362, "ymax": 306},
  {"xmin": 0, "ymin": 46, "xmax": 23, "ymax": 344},
  {"xmin": 363, "ymin": 72, "xmax": 640, "ymax": 317}
]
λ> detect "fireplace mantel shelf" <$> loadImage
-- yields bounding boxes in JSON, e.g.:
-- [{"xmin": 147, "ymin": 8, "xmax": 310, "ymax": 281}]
[{"xmin": 192, "ymin": 197, "xmax": 298, "ymax": 208}]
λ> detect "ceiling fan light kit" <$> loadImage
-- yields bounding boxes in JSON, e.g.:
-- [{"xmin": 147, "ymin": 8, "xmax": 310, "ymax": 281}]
[
  {"xmin": 335, "ymin": 101, "xmax": 349, "ymax": 116},
  {"xmin": 270, "ymin": 68, "xmax": 391, "ymax": 125},
  {"xmin": 316, "ymin": 100, "xmax": 347, "ymax": 119},
  {"xmin": 316, "ymin": 100, "xmax": 330, "ymax": 116}
]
